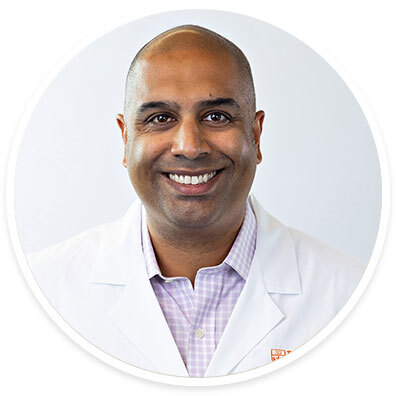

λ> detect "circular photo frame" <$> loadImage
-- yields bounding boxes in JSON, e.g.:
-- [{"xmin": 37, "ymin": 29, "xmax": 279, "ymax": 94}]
[{"xmin": 7, "ymin": 9, "xmax": 388, "ymax": 386}]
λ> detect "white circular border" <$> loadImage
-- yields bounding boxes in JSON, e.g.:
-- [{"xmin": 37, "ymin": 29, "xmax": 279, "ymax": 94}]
[{"xmin": 6, "ymin": 8, "xmax": 390, "ymax": 387}]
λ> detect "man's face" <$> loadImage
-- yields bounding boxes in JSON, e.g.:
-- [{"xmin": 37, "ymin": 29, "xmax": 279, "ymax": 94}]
[{"xmin": 118, "ymin": 48, "xmax": 264, "ymax": 230}]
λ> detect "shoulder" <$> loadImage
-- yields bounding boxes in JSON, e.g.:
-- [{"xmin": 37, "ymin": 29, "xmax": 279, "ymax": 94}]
[
  {"xmin": 250, "ymin": 194, "xmax": 365, "ymax": 283},
  {"xmin": 288, "ymin": 227, "xmax": 365, "ymax": 313},
  {"xmin": 27, "ymin": 221, "xmax": 109, "ymax": 272},
  {"xmin": 26, "ymin": 201, "xmax": 142, "ymax": 307},
  {"xmin": 289, "ymin": 228, "xmax": 365, "ymax": 280},
  {"xmin": 250, "ymin": 195, "xmax": 366, "ymax": 309},
  {"xmin": 26, "ymin": 222, "xmax": 111, "ymax": 305}
]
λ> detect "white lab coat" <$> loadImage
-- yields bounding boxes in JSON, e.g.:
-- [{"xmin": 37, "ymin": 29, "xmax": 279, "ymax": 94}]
[{"xmin": 27, "ymin": 195, "xmax": 365, "ymax": 377}]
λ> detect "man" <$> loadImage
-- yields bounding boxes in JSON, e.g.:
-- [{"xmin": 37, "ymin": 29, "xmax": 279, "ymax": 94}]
[{"xmin": 28, "ymin": 25, "xmax": 364, "ymax": 377}]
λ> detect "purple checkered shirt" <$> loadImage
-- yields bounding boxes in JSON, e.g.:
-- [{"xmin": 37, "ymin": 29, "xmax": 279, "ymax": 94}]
[{"xmin": 141, "ymin": 200, "xmax": 257, "ymax": 377}]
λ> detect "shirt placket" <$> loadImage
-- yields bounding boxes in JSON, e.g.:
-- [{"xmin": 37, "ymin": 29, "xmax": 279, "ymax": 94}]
[
  {"xmin": 186, "ymin": 268, "xmax": 224, "ymax": 377},
  {"xmin": 159, "ymin": 277, "xmax": 194, "ymax": 365}
]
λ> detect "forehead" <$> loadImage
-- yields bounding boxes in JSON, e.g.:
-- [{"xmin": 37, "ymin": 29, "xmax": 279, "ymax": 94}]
[{"xmin": 128, "ymin": 48, "xmax": 246, "ymax": 109}]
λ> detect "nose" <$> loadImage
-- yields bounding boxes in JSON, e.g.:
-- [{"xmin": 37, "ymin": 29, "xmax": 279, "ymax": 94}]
[{"xmin": 170, "ymin": 118, "xmax": 210, "ymax": 160}]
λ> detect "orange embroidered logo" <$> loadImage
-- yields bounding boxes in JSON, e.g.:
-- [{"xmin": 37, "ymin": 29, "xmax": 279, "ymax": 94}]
[{"xmin": 271, "ymin": 349, "xmax": 292, "ymax": 361}]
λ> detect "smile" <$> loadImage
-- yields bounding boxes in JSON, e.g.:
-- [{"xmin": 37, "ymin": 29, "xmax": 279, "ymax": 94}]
[{"xmin": 167, "ymin": 171, "xmax": 217, "ymax": 185}]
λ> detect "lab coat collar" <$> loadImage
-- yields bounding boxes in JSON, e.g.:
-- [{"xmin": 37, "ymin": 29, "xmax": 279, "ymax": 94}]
[
  {"xmin": 249, "ymin": 195, "xmax": 302, "ymax": 295},
  {"xmin": 88, "ymin": 195, "xmax": 302, "ymax": 377},
  {"xmin": 89, "ymin": 201, "xmax": 141, "ymax": 285},
  {"xmin": 90, "ymin": 200, "xmax": 189, "ymax": 376},
  {"xmin": 204, "ymin": 196, "xmax": 302, "ymax": 376}
]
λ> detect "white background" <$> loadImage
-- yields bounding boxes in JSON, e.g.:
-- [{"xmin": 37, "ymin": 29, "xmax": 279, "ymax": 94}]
[{"xmin": 1, "ymin": 0, "xmax": 394, "ymax": 394}]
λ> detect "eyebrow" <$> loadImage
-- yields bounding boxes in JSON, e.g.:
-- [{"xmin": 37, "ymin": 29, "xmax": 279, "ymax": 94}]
[
  {"xmin": 198, "ymin": 97, "xmax": 241, "ymax": 110},
  {"xmin": 136, "ymin": 101, "xmax": 180, "ymax": 116},
  {"xmin": 135, "ymin": 97, "xmax": 241, "ymax": 116}
]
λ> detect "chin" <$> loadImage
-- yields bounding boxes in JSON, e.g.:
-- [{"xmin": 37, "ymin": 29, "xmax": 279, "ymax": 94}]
[
  {"xmin": 170, "ymin": 212, "xmax": 216, "ymax": 229},
  {"xmin": 163, "ymin": 201, "xmax": 220, "ymax": 230}
]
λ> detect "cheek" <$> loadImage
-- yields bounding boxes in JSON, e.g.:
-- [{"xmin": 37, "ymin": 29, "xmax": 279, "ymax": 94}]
[
  {"xmin": 213, "ymin": 132, "xmax": 256, "ymax": 168},
  {"xmin": 127, "ymin": 134, "xmax": 151, "ymax": 163},
  {"xmin": 126, "ymin": 136, "xmax": 166, "ymax": 182},
  {"xmin": 126, "ymin": 147, "xmax": 144, "ymax": 188}
]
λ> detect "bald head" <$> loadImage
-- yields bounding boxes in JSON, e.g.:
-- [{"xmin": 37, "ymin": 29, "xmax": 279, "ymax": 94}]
[{"xmin": 123, "ymin": 25, "xmax": 256, "ymax": 121}]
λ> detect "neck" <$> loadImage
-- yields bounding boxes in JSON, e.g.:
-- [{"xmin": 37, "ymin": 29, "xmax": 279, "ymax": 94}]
[{"xmin": 145, "ymin": 207, "xmax": 246, "ymax": 286}]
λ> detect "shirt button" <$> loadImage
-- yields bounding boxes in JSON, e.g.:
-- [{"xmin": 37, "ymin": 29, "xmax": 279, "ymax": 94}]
[{"xmin": 195, "ymin": 328, "xmax": 205, "ymax": 339}]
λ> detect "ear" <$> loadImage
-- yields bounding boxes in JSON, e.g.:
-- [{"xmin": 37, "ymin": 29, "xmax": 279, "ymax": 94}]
[
  {"xmin": 252, "ymin": 110, "xmax": 265, "ymax": 164},
  {"xmin": 116, "ymin": 113, "xmax": 128, "ymax": 168}
]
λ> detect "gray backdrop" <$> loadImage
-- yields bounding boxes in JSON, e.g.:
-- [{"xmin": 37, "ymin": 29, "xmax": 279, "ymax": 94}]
[{"xmin": 14, "ymin": 10, "xmax": 381, "ymax": 263}]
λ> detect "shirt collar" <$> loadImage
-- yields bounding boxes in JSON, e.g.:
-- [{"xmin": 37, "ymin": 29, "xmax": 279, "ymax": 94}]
[{"xmin": 141, "ymin": 201, "xmax": 257, "ymax": 281}]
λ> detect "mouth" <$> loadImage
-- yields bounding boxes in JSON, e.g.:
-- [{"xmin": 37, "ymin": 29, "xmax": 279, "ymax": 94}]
[
  {"xmin": 167, "ymin": 170, "xmax": 218, "ymax": 185},
  {"xmin": 161, "ymin": 168, "xmax": 224, "ymax": 195}
]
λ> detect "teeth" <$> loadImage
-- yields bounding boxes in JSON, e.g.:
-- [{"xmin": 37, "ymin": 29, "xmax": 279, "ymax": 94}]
[{"xmin": 168, "ymin": 171, "xmax": 217, "ymax": 185}]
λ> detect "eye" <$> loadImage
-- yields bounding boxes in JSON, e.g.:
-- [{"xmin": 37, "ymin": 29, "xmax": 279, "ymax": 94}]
[
  {"xmin": 202, "ymin": 112, "xmax": 230, "ymax": 123},
  {"xmin": 147, "ymin": 113, "xmax": 176, "ymax": 124}
]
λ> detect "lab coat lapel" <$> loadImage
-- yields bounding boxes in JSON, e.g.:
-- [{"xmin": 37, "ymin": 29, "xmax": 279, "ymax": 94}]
[
  {"xmin": 204, "ymin": 195, "xmax": 302, "ymax": 377},
  {"xmin": 204, "ymin": 252, "xmax": 285, "ymax": 377},
  {"xmin": 90, "ymin": 200, "xmax": 188, "ymax": 377}
]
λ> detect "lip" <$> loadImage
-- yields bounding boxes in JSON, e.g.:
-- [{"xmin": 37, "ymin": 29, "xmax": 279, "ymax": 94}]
[
  {"xmin": 161, "ymin": 168, "xmax": 224, "ymax": 196},
  {"xmin": 162, "ymin": 168, "xmax": 220, "ymax": 177}
]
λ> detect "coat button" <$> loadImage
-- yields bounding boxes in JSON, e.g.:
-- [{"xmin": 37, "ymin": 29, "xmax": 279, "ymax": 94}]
[{"xmin": 195, "ymin": 328, "xmax": 205, "ymax": 339}]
